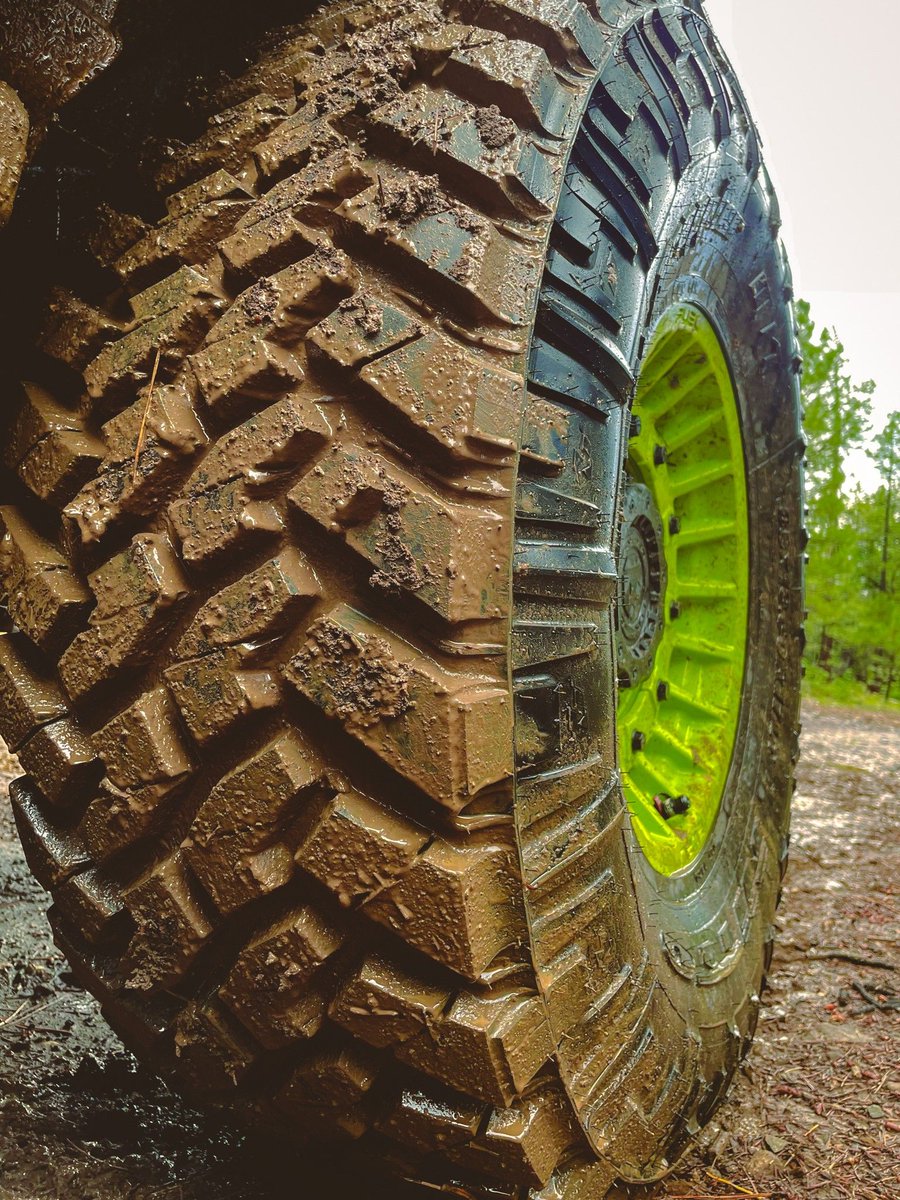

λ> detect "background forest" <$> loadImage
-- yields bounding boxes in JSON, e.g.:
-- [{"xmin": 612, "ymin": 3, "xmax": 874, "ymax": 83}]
[{"xmin": 798, "ymin": 300, "xmax": 899, "ymax": 704}]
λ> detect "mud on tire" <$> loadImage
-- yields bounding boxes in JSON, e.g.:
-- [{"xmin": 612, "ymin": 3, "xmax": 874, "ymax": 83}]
[{"xmin": 0, "ymin": 1, "xmax": 804, "ymax": 1195}]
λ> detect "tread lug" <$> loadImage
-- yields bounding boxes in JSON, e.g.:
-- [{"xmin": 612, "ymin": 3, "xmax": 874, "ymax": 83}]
[
  {"xmin": 39, "ymin": 287, "xmax": 124, "ymax": 371},
  {"xmin": 282, "ymin": 604, "xmax": 513, "ymax": 812},
  {"xmin": 363, "ymin": 838, "xmax": 521, "ymax": 980},
  {"xmin": 4, "ymin": 382, "xmax": 106, "ymax": 505},
  {"xmin": 0, "ymin": 507, "xmax": 92, "ymax": 654},
  {"xmin": 184, "ymin": 731, "xmax": 324, "ymax": 914},
  {"xmin": 175, "ymin": 549, "xmax": 320, "ymax": 660},
  {"xmin": 0, "ymin": 634, "xmax": 68, "ymax": 750},
  {"xmin": 16, "ymin": 716, "xmax": 102, "ymax": 808},
  {"xmin": 219, "ymin": 904, "xmax": 346, "ymax": 1049},
  {"xmin": 59, "ymin": 533, "xmax": 190, "ymax": 700},
  {"xmin": 10, "ymin": 779, "xmax": 91, "ymax": 889},
  {"xmin": 336, "ymin": 167, "xmax": 538, "ymax": 324},
  {"xmin": 164, "ymin": 648, "xmax": 280, "ymax": 745},
  {"xmin": 289, "ymin": 443, "xmax": 509, "ymax": 622},
  {"xmin": 121, "ymin": 850, "xmax": 213, "ymax": 991},
  {"xmin": 155, "ymin": 94, "xmax": 290, "ymax": 194},
  {"xmin": 330, "ymin": 950, "xmax": 450, "ymax": 1047},
  {"xmin": 358, "ymin": 331, "xmax": 520, "ymax": 459},
  {"xmin": 295, "ymin": 787, "xmax": 428, "ymax": 907}
]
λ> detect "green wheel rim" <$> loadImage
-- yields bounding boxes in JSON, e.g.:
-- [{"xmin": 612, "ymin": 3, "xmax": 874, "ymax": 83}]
[{"xmin": 617, "ymin": 305, "xmax": 749, "ymax": 876}]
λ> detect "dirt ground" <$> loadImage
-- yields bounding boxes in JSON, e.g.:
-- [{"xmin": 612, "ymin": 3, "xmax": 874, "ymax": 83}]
[{"xmin": 0, "ymin": 701, "xmax": 896, "ymax": 1200}]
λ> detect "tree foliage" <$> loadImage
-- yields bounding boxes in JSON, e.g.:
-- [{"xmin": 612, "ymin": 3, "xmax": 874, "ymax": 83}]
[{"xmin": 796, "ymin": 300, "xmax": 898, "ymax": 701}]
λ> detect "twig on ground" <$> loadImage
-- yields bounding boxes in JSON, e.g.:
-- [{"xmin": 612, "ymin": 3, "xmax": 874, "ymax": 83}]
[
  {"xmin": 0, "ymin": 999, "xmax": 28, "ymax": 1027},
  {"xmin": 851, "ymin": 980, "xmax": 900, "ymax": 1011},
  {"xmin": 704, "ymin": 1170, "xmax": 773, "ymax": 1197},
  {"xmin": 807, "ymin": 948, "xmax": 897, "ymax": 971},
  {"xmin": 0, "ymin": 996, "xmax": 56, "ymax": 1030}
]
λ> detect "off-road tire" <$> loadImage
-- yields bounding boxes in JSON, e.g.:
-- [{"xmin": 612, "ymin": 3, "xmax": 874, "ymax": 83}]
[{"xmin": 0, "ymin": 1, "xmax": 804, "ymax": 1195}]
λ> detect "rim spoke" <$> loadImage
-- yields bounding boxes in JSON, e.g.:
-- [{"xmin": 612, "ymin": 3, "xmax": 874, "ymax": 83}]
[
  {"xmin": 674, "ymin": 518, "xmax": 737, "ymax": 547},
  {"xmin": 669, "ymin": 458, "xmax": 733, "ymax": 497},
  {"xmin": 635, "ymin": 335, "xmax": 694, "ymax": 396},
  {"xmin": 629, "ymin": 759, "xmax": 686, "ymax": 802},
  {"xmin": 675, "ymin": 579, "xmax": 738, "ymax": 599},
  {"xmin": 626, "ymin": 789, "xmax": 681, "ymax": 840},
  {"xmin": 669, "ymin": 632, "xmax": 736, "ymax": 660},
  {"xmin": 641, "ymin": 362, "xmax": 715, "ymax": 418},
  {"xmin": 648, "ymin": 728, "xmax": 696, "ymax": 772},
  {"xmin": 659, "ymin": 401, "xmax": 724, "ymax": 450},
  {"xmin": 665, "ymin": 685, "xmax": 725, "ymax": 722}
]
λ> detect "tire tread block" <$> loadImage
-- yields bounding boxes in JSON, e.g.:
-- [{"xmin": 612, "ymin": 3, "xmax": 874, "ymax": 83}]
[
  {"xmin": 398, "ymin": 988, "xmax": 554, "ymax": 1106},
  {"xmin": 121, "ymin": 850, "xmax": 214, "ymax": 991},
  {"xmin": 175, "ymin": 549, "xmax": 320, "ymax": 661},
  {"xmin": 289, "ymin": 442, "xmax": 509, "ymax": 623},
  {"xmin": 204, "ymin": 247, "xmax": 358, "ymax": 348},
  {"xmin": 278, "ymin": 1042, "xmax": 381, "ymax": 1140},
  {"xmin": 173, "ymin": 1000, "xmax": 257, "ymax": 1094},
  {"xmin": 294, "ymin": 787, "xmax": 428, "ymax": 908},
  {"xmin": 362, "ymin": 839, "xmax": 521, "ymax": 980},
  {"xmin": 282, "ymin": 604, "xmax": 513, "ymax": 812},
  {"xmin": 39, "ymin": 287, "xmax": 124, "ymax": 371},
  {"xmin": 414, "ymin": 26, "xmax": 575, "ymax": 137},
  {"xmin": 0, "ymin": 635, "xmax": 68, "ymax": 751},
  {"xmin": 164, "ymin": 648, "xmax": 280, "ymax": 745},
  {"xmin": 83, "ymin": 292, "xmax": 223, "ymax": 410},
  {"xmin": 358, "ymin": 331, "xmax": 520, "ymax": 459},
  {"xmin": 154, "ymin": 94, "xmax": 291, "ymax": 194},
  {"xmin": 336, "ymin": 167, "xmax": 537, "ymax": 325},
  {"xmin": 65, "ymin": 379, "xmax": 208, "ymax": 544},
  {"xmin": 364, "ymin": 88, "xmax": 555, "ymax": 216},
  {"xmin": 455, "ymin": 0, "xmax": 606, "ymax": 72},
  {"xmin": 10, "ymin": 780, "xmax": 91, "ymax": 890},
  {"xmin": 59, "ymin": 533, "xmax": 190, "ymax": 700},
  {"xmin": 163, "ymin": 169, "xmax": 255, "ymax": 223},
  {"xmin": 219, "ymin": 904, "xmax": 346, "ymax": 1049},
  {"xmin": 4, "ymin": 383, "xmax": 106, "ymax": 506},
  {"xmin": 183, "ymin": 731, "xmax": 324, "ymax": 915},
  {"xmin": 330, "ymin": 950, "xmax": 450, "ymax": 1048},
  {"xmin": 16, "ymin": 716, "xmax": 102, "ymax": 808},
  {"xmin": 92, "ymin": 686, "xmax": 194, "ymax": 795},
  {"xmin": 0, "ymin": 507, "xmax": 92, "ymax": 655}
]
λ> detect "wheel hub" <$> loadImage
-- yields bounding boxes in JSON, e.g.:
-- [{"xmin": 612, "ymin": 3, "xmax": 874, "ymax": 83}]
[{"xmin": 616, "ymin": 484, "xmax": 666, "ymax": 689}]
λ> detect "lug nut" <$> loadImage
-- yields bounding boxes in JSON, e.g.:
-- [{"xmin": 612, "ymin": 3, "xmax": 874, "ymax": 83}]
[
  {"xmin": 669, "ymin": 602, "xmax": 681, "ymax": 620},
  {"xmin": 657, "ymin": 681, "xmax": 669, "ymax": 702},
  {"xmin": 629, "ymin": 414, "xmax": 642, "ymax": 438},
  {"xmin": 653, "ymin": 444, "xmax": 668, "ymax": 466},
  {"xmin": 654, "ymin": 793, "xmax": 691, "ymax": 820},
  {"xmin": 631, "ymin": 730, "xmax": 646, "ymax": 752},
  {"xmin": 669, "ymin": 516, "xmax": 681, "ymax": 535}
]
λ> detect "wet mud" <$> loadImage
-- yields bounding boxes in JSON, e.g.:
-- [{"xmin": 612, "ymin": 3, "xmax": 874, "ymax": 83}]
[{"xmin": 0, "ymin": 700, "xmax": 897, "ymax": 1200}]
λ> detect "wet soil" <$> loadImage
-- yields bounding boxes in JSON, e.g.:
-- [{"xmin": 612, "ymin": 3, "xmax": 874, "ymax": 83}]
[{"xmin": 0, "ymin": 701, "xmax": 897, "ymax": 1200}]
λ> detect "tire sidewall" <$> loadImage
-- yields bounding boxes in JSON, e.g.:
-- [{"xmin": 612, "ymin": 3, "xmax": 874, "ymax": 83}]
[{"xmin": 623, "ymin": 141, "xmax": 804, "ymax": 1034}]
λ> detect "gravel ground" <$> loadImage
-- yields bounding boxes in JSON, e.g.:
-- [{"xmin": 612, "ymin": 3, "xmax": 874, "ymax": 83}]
[{"xmin": 0, "ymin": 701, "xmax": 897, "ymax": 1200}]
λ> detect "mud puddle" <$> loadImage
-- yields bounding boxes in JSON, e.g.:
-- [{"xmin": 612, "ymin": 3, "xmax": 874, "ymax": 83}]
[{"xmin": 0, "ymin": 703, "xmax": 897, "ymax": 1200}]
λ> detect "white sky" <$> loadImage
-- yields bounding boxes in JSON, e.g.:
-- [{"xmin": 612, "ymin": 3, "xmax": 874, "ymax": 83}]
[{"xmin": 705, "ymin": 0, "xmax": 899, "ymax": 491}]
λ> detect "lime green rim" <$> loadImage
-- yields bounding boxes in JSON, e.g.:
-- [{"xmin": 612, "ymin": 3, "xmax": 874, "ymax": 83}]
[{"xmin": 618, "ymin": 305, "xmax": 749, "ymax": 876}]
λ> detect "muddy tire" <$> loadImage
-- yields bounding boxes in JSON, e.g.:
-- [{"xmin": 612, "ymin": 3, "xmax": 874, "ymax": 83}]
[{"xmin": 0, "ymin": 1, "xmax": 803, "ymax": 1194}]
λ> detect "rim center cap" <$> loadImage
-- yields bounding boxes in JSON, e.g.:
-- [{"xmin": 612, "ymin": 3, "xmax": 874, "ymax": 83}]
[{"xmin": 616, "ymin": 482, "xmax": 666, "ymax": 688}]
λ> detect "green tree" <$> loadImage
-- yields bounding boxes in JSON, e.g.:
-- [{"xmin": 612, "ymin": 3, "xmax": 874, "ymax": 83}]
[
  {"xmin": 796, "ymin": 300, "xmax": 873, "ymax": 541},
  {"xmin": 870, "ymin": 411, "xmax": 899, "ymax": 593},
  {"xmin": 865, "ymin": 412, "xmax": 900, "ymax": 697},
  {"xmin": 795, "ymin": 300, "xmax": 874, "ymax": 673}
]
